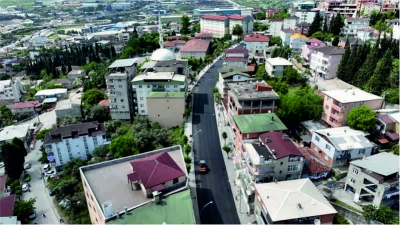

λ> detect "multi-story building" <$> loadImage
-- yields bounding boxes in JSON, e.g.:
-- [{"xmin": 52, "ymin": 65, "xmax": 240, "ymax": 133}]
[
  {"xmin": 360, "ymin": 3, "xmax": 381, "ymax": 15},
  {"xmin": 228, "ymin": 15, "xmax": 254, "ymax": 35},
  {"xmin": 355, "ymin": 0, "xmax": 377, "ymax": 9},
  {"xmin": 387, "ymin": 19, "xmax": 400, "ymax": 40},
  {"xmin": 43, "ymin": 122, "xmax": 107, "ymax": 170},
  {"xmin": 265, "ymin": 57, "xmax": 293, "ymax": 78},
  {"xmin": 266, "ymin": 8, "xmax": 281, "ymax": 18},
  {"xmin": 164, "ymin": 40, "xmax": 186, "ymax": 53},
  {"xmin": 357, "ymin": 27, "xmax": 380, "ymax": 41},
  {"xmin": 244, "ymin": 34, "xmax": 269, "ymax": 63},
  {"xmin": 217, "ymin": 66, "xmax": 251, "ymax": 100},
  {"xmin": 321, "ymin": 89, "xmax": 384, "ymax": 127},
  {"xmin": 200, "ymin": 14, "xmax": 229, "ymax": 37},
  {"xmin": 0, "ymin": 123, "xmax": 34, "ymax": 151},
  {"xmin": 294, "ymin": 9, "xmax": 319, "ymax": 24},
  {"xmin": 301, "ymin": 38, "xmax": 327, "ymax": 61},
  {"xmin": 131, "ymin": 48, "xmax": 188, "ymax": 127},
  {"xmin": 310, "ymin": 46, "xmax": 345, "ymax": 80},
  {"xmin": 106, "ymin": 58, "xmax": 139, "ymax": 122},
  {"xmin": 11, "ymin": 101, "xmax": 41, "ymax": 115},
  {"xmin": 179, "ymin": 39, "xmax": 211, "ymax": 59},
  {"xmin": 269, "ymin": 19, "xmax": 284, "ymax": 37},
  {"xmin": 345, "ymin": 152, "xmax": 399, "ymax": 207},
  {"xmin": 230, "ymin": 113, "xmax": 287, "ymax": 155},
  {"xmin": 283, "ymin": 16, "xmax": 299, "ymax": 29},
  {"xmin": 223, "ymin": 48, "xmax": 249, "ymax": 69},
  {"xmin": 310, "ymin": 126, "xmax": 374, "ymax": 168},
  {"xmin": 341, "ymin": 17, "xmax": 370, "ymax": 36},
  {"xmin": 381, "ymin": 0, "xmax": 399, "ymax": 12},
  {"xmin": 227, "ymin": 82, "xmax": 280, "ymax": 116},
  {"xmin": 0, "ymin": 79, "xmax": 23, "ymax": 102},
  {"xmin": 68, "ymin": 69, "xmax": 86, "ymax": 81},
  {"xmin": 254, "ymin": 179, "xmax": 337, "ymax": 224},
  {"xmin": 280, "ymin": 28, "xmax": 300, "ymax": 46},
  {"xmin": 290, "ymin": 33, "xmax": 308, "ymax": 53},
  {"xmin": 376, "ymin": 112, "xmax": 400, "ymax": 142},
  {"xmin": 79, "ymin": 145, "xmax": 194, "ymax": 224},
  {"xmin": 194, "ymin": 8, "xmax": 253, "ymax": 16},
  {"xmin": 332, "ymin": 4, "xmax": 358, "ymax": 17}
]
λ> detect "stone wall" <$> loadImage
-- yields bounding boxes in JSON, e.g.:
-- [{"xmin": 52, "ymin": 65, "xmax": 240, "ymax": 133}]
[{"xmin": 330, "ymin": 202, "xmax": 382, "ymax": 224}]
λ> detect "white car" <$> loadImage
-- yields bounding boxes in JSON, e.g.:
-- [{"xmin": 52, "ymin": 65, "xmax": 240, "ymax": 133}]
[
  {"xmin": 0, "ymin": 162, "xmax": 4, "ymax": 168},
  {"xmin": 24, "ymin": 163, "xmax": 31, "ymax": 169},
  {"xmin": 45, "ymin": 170, "xmax": 56, "ymax": 176},
  {"xmin": 22, "ymin": 183, "xmax": 29, "ymax": 192}
]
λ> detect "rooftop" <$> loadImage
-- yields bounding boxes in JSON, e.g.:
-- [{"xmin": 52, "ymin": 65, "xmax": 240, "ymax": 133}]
[
  {"xmin": 228, "ymin": 14, "xmax": 246, "ymax": 20},
  {"xmin": 44, "ymin": 122, "xmax": 105, "ymax": 145},
  {"xmin": 350, "ymin": 152, "xmax": 399, "ymax": 177},
  {"xmin": 377, "ymin": 114, "xmax": 395, "ymax": 124},
  {"xmin": 291, "ymin": 33, "xmax": 307, "ymax": 40},
  {"xmin": 34, "ymin": 88, "xmax": 67, "ymax": 96},
  {"xmin": 314, "ymin": 126, "xmax": 374, "ymax": 151},
  {"xmin": 224, "ymin": 48, "xmax": 248, "ymax": 54},
  {"xmin": 266, "ymin": 57, "xmax": 292, "ymax": 66},
  {"xmin": 180, "ymin": 39, "xmax": 210, "ymax": 52},
  {"xmin": 68, "ymin": 70, "xmax": 84, "ymax": 76},
  {"xmin": 80, "ymin": 146, "xmax": 186, "ymax": 219},
  {"xmin": 98, "ymin": 99, "xmax": 110, "ymax": 107},
  {"xmin": 107, "ymin": 190, "xmax": 195, "ymax": 224},
  {"xmin": 259, "ymin": 132, "xmax": 304, "ymax": 159},
  {"xmin": 108, "ymin": 58, "xmax": 139, "ymax": 68},
  {"xmin": 195, "ymin": 32, "xmax": 213, "ymax": 38},
  {"xmin": 228, "ymin": 82, "xmax": 280, "ymax": 101},
  {"xmin": 244, "ymin": 34, "xmax": 270, "ymax": 42},
  {"xmin": 255, "ymin": 179, "xmax": 337, "ymax": 222},
  {"xmin": 232, "ymin": 113, "xmax": 287, "ymax": 134},
  {"xmin": 150, "ymin": 48, "xmax": 176, "ymax": 62},
  {"xmin": 322, "ymin": 89, "xmax": 384, "ymax": 103},
  {"xmin": 388, "ymin": 112, "xmax": 400, "ymax": 123},
  {"xmin": 11, "ymin": 101, "xmax": 41, "ymax": 109},
  {"xmin": 132, "ymin": 72, "xmax": 185, "ymax": 84},
  {"xmin": 55, "ymin": 98, "xmax": 81, "ymax": 111},
  {"xmin": 201, "ymin": 14, "xmax": 228, "ymax": 21},
  {"xmin": 314, "ymin": 46, "xmax": 345, "ymax": 55},
  {"xmin": 0, "ymin": 124, "xmax": 33, "ymax": 142},
  {"xmin": 0, "ymin": 195, "xmax": 16, "ymax": 217},
  {"xmin": 147, "ymin": 92, "xmax": 185, "ymax": 99},
  {"xmin": 301, "ymin": 120, "xmax": 327, "ymax": 133}
]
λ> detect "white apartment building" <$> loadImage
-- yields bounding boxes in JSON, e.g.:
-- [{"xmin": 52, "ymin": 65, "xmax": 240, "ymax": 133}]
[
  {"xmin": 310, "ymin": 46, "xmax": 345, "ymax": 80},
  {"xmin": 265, "ymin": 57, "xmax": 293, "ymax": 78},
  {"xmin": 283, "ymin": 16, "xmax": 299, "ymax": 29},
  {"xmin": 280, "ymin": 29, "xmax": 299, "ymax": 46},
  {"xmin": 228, "ymin": 15, "xmax": 254, "ymax": 35},
  {"xmin": 200, "ymin": 14, "xmax": 229, "ymax": 37},
  {"xmin": 43, "ymin": 122, "xmax": 107, "ymax": 170},
  {"xmin": 106, "ymin": 58, "xmax": 139, "ymax": 122},
  {"xmin": 294, "ymin": 10, "xmax": 319, "ymax": 24},
  {"xmin": 290, "ymin": 33, "xmax": 308, "ymax": 53},
  {"xmin": 387, "ymin": 19, "xmax": 400, "ymax": 40},
  {"xmin": 341, "ymin": 17, "xmax": 370, "ymax": 36},
  {"xmin": 244, "ymin": 34, "xmax": 269, "ymax": 55},
  {"xmin": 223, "ymin": 48, "xmax": 249, "ymax": 69},
  {"xmin": 269, "ymin": 19, "xmax": 284, "ymax": 37},
  {"xmin": 310, "ymin": 126, "xmax": 374, "ymax": 168},
  {"xmin": 0, "ymin": 79, "xmax": 23, "ymax": 102},
  {"xmin": 236, "ymin": 132, "xmax": 305, "ymax": 213}
]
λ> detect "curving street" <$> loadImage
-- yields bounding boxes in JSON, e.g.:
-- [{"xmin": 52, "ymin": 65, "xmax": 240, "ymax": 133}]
[{"xmin": 192, "ymin": 58, "xmax": 241, "ymax": 224}]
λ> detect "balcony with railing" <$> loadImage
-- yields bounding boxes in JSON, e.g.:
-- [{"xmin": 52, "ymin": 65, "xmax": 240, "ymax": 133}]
[
  {"xmin": 331, "ymin": 103, "xmax": 342, "ymax": 112},
  {"xmin": 329, "ymin": 112, "xmax": 343, "ymax": 121},
  {"xmin": 327, "ymin": 119, "xmax": 340, "ymax": 128},
  {"xmin": 152, "ymin": 86, "xmax": 165, "ymax": 92}
]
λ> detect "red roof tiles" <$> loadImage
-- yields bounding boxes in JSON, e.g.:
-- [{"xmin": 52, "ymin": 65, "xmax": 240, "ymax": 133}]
[
  {"xmin": 98, "ymin": 99, "xmax": 110, "ymax": 107},
  {"xmin": 11, "ymin": 101, "xmax": 41, "ymax": 109},
  {"xmin": 195, "ymin": 32, "xmax": 213, "ymax": 38},
  {"xmin": 130, "ymin": 152, "xmax": 185, "ymax": 189},
  {"xmin": 244, "ymin": 34, "xmax": 270, "ymax": 42},
  {"xmin": 228, "ymin": 14, "xmax": 246, "ymax": 20},
  {"xmin": 224, "ymin": 57, "xmax": 248, "ymax": 62},
  {"xmin": 0, "ymin": 195, "xmax": 16, "ymax": 217},
  {"xmin": 201, "ymin": 14, "xmax": 228, "ymax": 21},
  {"xmin": 180, "ymin": 39, "xmax": 210, "ymax": 52},
  {"xmin": 224, "ymin": 48, "xmax": 249, "ymax": 54},
  {"xmin": 259, "ymin": 132, "xmax": 304, "ymax": 159}
]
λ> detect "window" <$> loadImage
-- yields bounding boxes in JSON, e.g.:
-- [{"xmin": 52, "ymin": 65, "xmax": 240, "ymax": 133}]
[
  {"xmin": 147, "ymin": 85, "xmax": 151, "ymax": 88},
  {"xmin": 173, "ymin": 178, "xmax": 179, "ymax": 184},
  {"xmin": 325, "ymin": 144, "xmax": 331, "ymax": 150},
  {"xmin": 138, "ymin": 85, "xmax": 142, "ymax": 88},
  {"xmin": 280, "ymin": 162, "xmax": 283, "ymax": 165},
  {"xmin": 325, "ymin": 105, "xmax": 329, "ymax": 109},
  {"xmin": 118, "ymin": 79, "xmax": 121, "ymax": 82},
  {"xmin": 353, "ymin": 168, "xmax": 358, "ymax": 175},
  {"xmin": 140, "ymin": 97, "xmax": 143, "ymax": 100},
  {"xmin": 174, "ymin": 85, "xmax": 178, "ymax": 88},
  {"xmin": 141, "ymin": 110, "xmax": 145, "ymax": 113},
  {"xmin": 350, "ymin": 102, "xmax": 355, "ymax": 108},
  {"xmin": 324, "ymin": 153, "xmax": 329, "ymax": 160},
  {"xmin": 358, "ymin": 149, "xmax": 365, "ymax": 154},
  {"xmin": 92, "ymin": 206, "xmax": 96, "ymax": 212},
  {"xmin": 140, "ymin": 104, "xmax": 144, "ymax": 107},
  {"xmin": 287, "ymin": 165, "xmax": 299, "ymax": 172},
  {"xmin": 315, "ymin": 136, "xmax": 320, "ymax": 142},
  {"xmin": 119, "ymin": 85, "xmax": 122, "ymax": 88},
  {"xmin": 120, "ymin": 99, "xmax": 124, "ymax": 102},
  {"xmin": 350, "ymin": 178, "xmax": 356, "ymax": 184}
]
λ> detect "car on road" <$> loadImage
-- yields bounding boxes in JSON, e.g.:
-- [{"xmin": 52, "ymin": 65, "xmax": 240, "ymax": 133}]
[
  {"xmin": 43, "ymin": 164, "xmax": 51, "ymax": 172},
  {"xmin": 199, "ymin": 160, "xmax": 208, "ymax": 173},
  {"xmin": 49, "ymin": 188, "xmax": 58, "ymax": 196},
  {"xmin": 22, "ymin": 183, "xmax": 29, "ymax": 192},
  {"xmin": 45, "ymin": 170, "xmax": 56, "ymax": 176},
  {"xmin": 24, "ymin": 174, "xmax": 31, "ymax": 182},
  {"xmin": 28, "ymin": 211, "xmax": 36, "ymax": 220},
  {"xmin": 24, "ymin": 163, "xmax": 31, "ymax": 169},
  {"xmin": 0, "ymin": 162, "xmax": 4, "ymax": 168}
]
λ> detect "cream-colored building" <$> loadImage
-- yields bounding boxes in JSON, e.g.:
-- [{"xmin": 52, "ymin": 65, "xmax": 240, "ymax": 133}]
[
  {"xmin": 146, "ymin": 92, "xmax": 185, "ymax": 127},
  {"xmin": 200, "ymin": 14, "xmax": 229, "ymax": 37}
]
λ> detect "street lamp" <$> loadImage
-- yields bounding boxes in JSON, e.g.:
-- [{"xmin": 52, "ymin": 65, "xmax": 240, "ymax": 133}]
[{"xmin": 199, "ymin": 201, "xmax": 213, "ymax": 216}]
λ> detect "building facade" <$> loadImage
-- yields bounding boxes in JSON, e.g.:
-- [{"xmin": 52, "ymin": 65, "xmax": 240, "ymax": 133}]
[
  {"xmin": 0, "ymin": 79, "xmax": 23, "ymax": 102},
  {"xmin": 294, "ymin": 9, "xmax": 319, "ymax": 24},
  {"xmin": 301, "ymin": 38, "xmax": 327, "ymax": 61},
  {"xmin": 269, "ymin": 19, "xmax": 284, "ymax": 37},
  {"xmin": 244, "ymin": 34, "xmax": 269, "ymax": 63},
  {"xmin": 341, "ymin": 17, "xmax": 370, "ymax": 36},
  {"xmin": 217, "ymin": 66, "xmax": 251, "ymax": 99},
  {"xmin": 290, "ymin": 33, "xmax": 308, "ymax": 53},
  {"xmin": 146, "ymin": 92, "xmax": 185, "ymax": 127},
  {"xmin": 265, "ymin": 57, "xmax": 293, "ymax": 78},
  {"xmin": 11, "ymin": 101, "xmax": 41, "ymax": 115},
  {"xmin": 223, "ymin": 48, "xmax": 249, "ymax": 69},
  {"xmin": 200, "ymin": 14, "xmax": 229, "ymax": 37},
  {"xmin": 309, "ymin": 46, "xmax": 345, "ymax": 80},
  {"xmin": 228, "ymin": 15, "xmax": 254, "ymax": 35}
]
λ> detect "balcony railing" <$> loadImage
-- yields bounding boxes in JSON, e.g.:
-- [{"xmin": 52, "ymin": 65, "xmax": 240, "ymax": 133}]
[
  {"xmin": 327, "ymin": 119, "xmax": 340, "ymax": 128},
  {"xmin": 330, "ymin": 113, "xmax": 343, "ymax": 121},
  {"xmin": 152, "ymin": 87, "xmax": 165, "ymax": 92},
  {"xmin": 331, "ymin": 104, "xmax": 342, "ymax": 112}
]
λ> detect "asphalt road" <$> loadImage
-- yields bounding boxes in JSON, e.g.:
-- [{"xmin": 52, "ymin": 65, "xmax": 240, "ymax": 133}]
[{"xmin": 193, "ymin": 59, "xmax": 240, "ymax": 224}]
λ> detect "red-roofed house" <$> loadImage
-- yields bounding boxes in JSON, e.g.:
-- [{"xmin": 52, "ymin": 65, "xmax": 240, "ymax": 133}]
[
  {"xmin": 128, "ymin": 152, "xmax": 186, "ymax": 197},
  {"xmin": 180, "ymin": 39, "xmax": 211, "ymax": 59},
  {"xmin": 200, "ymin": 14, "xmax": 229, "ymax": 37},
  {"xmin": 299, "ymin": 147, "xmax": 331, "ymax": 180},
  {"xmin": 223, "ymin": 48, "xmax": 249, "ymax": 69},
  {"xmin": 194, "ymin": 32, "xmax": 213, "ymax": 40},
  {"xmin": 228, "ymin": 14, "xmax": 254, "ymax": 35},
  {"xmin": 164, "ymin": 40, "xmax": 186, "ymax": 53},
  {"xmin": 237, "ymin": 132, "xmax": 305, "ymax": 212},
  {"xmin": 11, "ymin": 101, "xmax": 41, "ymax": 115},
  {"xmin": 244, "ymin": 34, "xmax": 270, "ymax": 63},
  {"xmin": 0, "ymin": 194, "xmax": 16, "ymax": 217}
]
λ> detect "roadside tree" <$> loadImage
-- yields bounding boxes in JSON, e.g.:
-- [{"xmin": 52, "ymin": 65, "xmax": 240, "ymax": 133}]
[
  {"xmin": 232, "ymin": 24, "xmax": 243, "ymax": 36},
  {"xmin": 180, "ymin": 15, "xmax": 191, "ymax": 34},
  {"xmin": 13, "ymin": 198, "xmax": 36, "ymax": 224},
  {"xmin": 62, "ymin": 158, "xmax": 87, "ymax": 178},
  {"xmin": 1, "ymin": 138, "xmax": 27, "ymax": 179},
  {"xmin": 36, "ymin": 128, "xmax": 51, "ymax": 141}
]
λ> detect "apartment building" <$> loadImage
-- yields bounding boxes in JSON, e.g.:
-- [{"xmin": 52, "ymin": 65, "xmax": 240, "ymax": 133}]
[
  {"xmin": 106, "ymin": 58, "xmax": 139, "ymax": 122},
  {"xmin": 265, "ymin": 57, "xmax": 293, "ymax": 78},
  {"xmin": 321, "ymin": 89, "xmax": 384, "ymax": 127},
  {"xmin": 35, "ymin": 88, "xmax": 68, "ymax": 103},
  {"xmin": 179, "ymin": 39, "xmax": 211, "ymax": 59},
  {"xmin": 357, "ymin": 27, "xmax": 380, "ymax": 41},
  {"xmin": 341, "ymin": 17, "xmax": 370, "ymax": 36},
  {"xmin": 200, "ymin": 14, "xmax": 229, "ymax": 37},
  {"xmin": 280, "ymin": 29, "xmax": 300, "ymax": 46},
  {"xmin": 381, "ymin": 0, "xmax": 399, "ymax": 12},
  {"xmin": 355, "ymin": 0, "xmax": 377, "ymax": 9},
  {"xmin": 0, "ymin": 79, "xmax": 23, "ymax": 102},
  {"xmin": 227, "ymin": 82, "xmax": 279, "ymax": 116},
  {"xmin": 217, "ymin": 66, "xmax": 251, "ymax": 99},
  {"xmin": 376, "ymin": 112, "xmax": 400, "ymax": 142},
  {"xmin": 79, "ymin": 146, "xmax": 193, "ymax": 224},
  {"xmin": 290, "ymin": 33, "xmax": 308, "ymax": 53},
  {"xmin": 294, "ymin": 9, "xmax": 319, "ymax": 24},
  {"xmin": 361, "ymin": 3, "xmax": 381, "ymax": 15},
  {"xmin": 332, "ymin": 4, "xmax": 358, "ymax": 17},
  {"xmin": 244, "ymin": 34, "xmax": 269, "ymax": 63},
  {"xmin": 228, "ymin": 14, "xmax": 254, "ymax": 35},
  {"xmin": 11, "ymin": 101, "xmax": 41, "ymax": 115},
  {"xmin": 283, "ymin": 16, "xmax": 299, "ymax": 29},
  {"xmin": 387, "ymin": 19, "xmax": 400, "ymax": 40},
  {"xmin": 310, "ymin": 46, "xmax": 345, "ymax": 80},
  {"xmin": 269, "ymin": 19, "xmax": 284, "ymax": 37},
  {"xmin": 310, "ymin": 126, "xmax": 374, "ymax": 168},
  {"xmin": 345, "ymin": 152, "xmax": 399, "ymax": 208},
  {"xmin": 0, "ymin": 123, "xmax": 34, "ymax": 151},
  {"xmin": 301, "ymin": 38, "xmax": 326, "ymax": 61},
  {"xmin": 131, "ymin": 49, "xmax": 188, "ymax": 127},
  {"xmin": 266, "ymin": 8, "xmax": 281, "ymax": 18},
  {"xmin": 43, "ymin": 122, "xmax": 107, "ymax": 170},
  {"xmin": 223, "ymin": 48, "xmax": 249, "ymax": 69},
  {"xmin": 68, "ymin": 69, "xmax": 86, "ymax": 81},
  {"xmin": 254, "ymin": 179, "xmax": 337, "ymax": 224}
]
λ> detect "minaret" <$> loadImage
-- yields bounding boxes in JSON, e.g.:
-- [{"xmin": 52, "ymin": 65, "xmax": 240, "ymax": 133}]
[{"xmin": 158, "ymin": 2, "xmax": 164, "ymax": 49}]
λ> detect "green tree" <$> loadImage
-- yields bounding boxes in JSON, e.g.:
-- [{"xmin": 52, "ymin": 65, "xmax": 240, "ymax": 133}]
[
  {"xmin": 232, "ymin": 24, "xmax": 244, "ymax": 36},
  {"xmin": 346, "ymin": 106, "xmax": 376, "ymax": 132},
  {"xmin": 57, "ymin": 177, "xmax": 79, "ymax": 199},
  {"xmin": 376, "ymin": 205, "xmax": 395, "ymax": 224},
  {"xmin": 308, "ymin": 13, "xmax": 322, "ymax": 37},
  {"xmin": 255, "ymin": 11, "xmax": 266, "ymax": 20},
  {"xmin": 81, "ymin": 88, "xmax": 107, "ymax": 110},
  {"xmin": 62, "ymin": 158, "xmax": 87, "ymax": 178},
  {"xmin": 332, "ymin": 36, "xmax": 339, "ymax": 46},
  {"xmin": 255, "ymin": 64, "xmax": 268, "ymax": 80},
  {"xmin": 330, "ymin": 13, "xmax": 344, "ymax": 36},
  {"xmin": 92, "ymin": 144, "xmax": 110, "ymax": 158},
  {"xmin": 13, "ymin": 198, "xmax": 36, "ymax": 224},
  {"xmin": 192, "ymin": 23, "xmax": 200, "ymax": 33},
  {"xmin": 269, "ymin": 36, "xmax": 282, "ymax": 46},
  {"xmin": 354, "ymin": 44, "xmax": 379, "ymax": 87},
  {"xmin": 389, "ymin": 58, "xmax": 399, "ymax": 89},
  {"xmin": 0, "ymin": 104, "xmax": 13, "ymax": 127},
  {"xmin": 336, "ymin": 39, "xmax": 350, "ymax": 81},
  {"xmin": 362, "ymin": 204, "xmax": 378, "ymax": 221},
  {"xmin": 180, "ymin": 15, "xmax": 191, "ymax": 35},
  {"xmin": 84, "ymin": 105, "xmax": 110, "ymax": 123},
  {"xmin": 269, "ymin": 79, "xmax": 289, "ymax": 95},
  {"xmin": 222, "ymin": 132, "xmax": 227, "ymax": 145},
  {"xmin": 36, "ymin": 128, "xmax": 51, "ymax": 141},
  {"xmin": 364, "ymin": 50, "xmax": 393, "ymax": 94},
  {"xmin": 283, "ymin": 66, "xmax": 303, "ymax": 85},
  {"xmin": 184, "ymin": 144, "xmax": 191, "ymax": 155},
  {"xmin": 1, "ymin": 138, "xmax": 27, "ymax": 179},
  {"xmin": 104, "ymin": 120, "xmax": 123, "ymax": 138},
  {"xmin": 110, "ymin": 134, "xmax": 138, "ymax": 158},
  {"xmin": 222, "ymin": 145, "xmax": 232, "ymax": 158}
]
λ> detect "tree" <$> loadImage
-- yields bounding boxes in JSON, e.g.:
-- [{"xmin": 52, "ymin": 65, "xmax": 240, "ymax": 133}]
[
  {"xmin": 330, "ymin": 13, "xmax": 344, "ymax": 36},
  {"xmin": 269, "ymin": 37, "xmax": 282, "ymax": 46},
  {"xmin": 84, "ymin": 105, "xmax": 110, "ymax": 123},
  {"xmin": 62, "ymin": 158, "xmax": 87, "ymax": 178},
  {"xmin": 92, "ymin": 144, "xmax": 110, "ymax": 158},
  {"xmin": 109, "ymin": 134, "xmax": 138, "ymax": 158},
  {"xmin": 346, "ymin": 106, "xmax": 376, "ymax": 132},
  {"xmin": 192, "ymin": 23, "xmax": 200, "ymax": 33},
  {"xmin": 36, "ymin": 128, "xmax": 51, "ymax": 141},
  {"xmin": 0, "ymin": 104, "xmax": 13, "ymax": 127},
  {"xmin": 332, "ymin": 36, "xmax": 339, "ymax": 46},
  {"xmin": 81, "ymin": 88, "xmax": 107, "ymax": 110},
  {"xmin": 104, "ymin": 120, "xmax": 122, "ymax": 138},
  {"xmin": 354, "ymin": 43, "xmax": 378, "ymax": 87},
  {"xmin": 222, "ymin": 145, "xmax": 232, "ymax": 158},
  {"xmin": 255, "ymin": 11, "xmax": 266, "ymax": 20},
  {"xmin": 221, "ymin": 132, "xmax": 227, "ymax": 145},
  {"xmin": 1, "ymin": 138, "xmax": 27, "ymax": 179},
  {"xmin": 283, "ymin": 66, "xmax": 303, "ymax": 85},
  {"xmin": 180, "ymin": 15, "xmax": 191, "ymax": 35},
  {"xmin": 232, "ymin": 24, "xmax": 244, "ymax": 36},
  {"xmin": 13, "ymin": 198, "xmax": 36, "ymax": 224},
  {"xmin": 364, "ymin": 50, "xmax": 393, "ymax": 94},
  {"xmin": 57, "ymin": 177, "xmax": 79, "ymax": 199},
  {"xmin": 336, "ymin": 39, "xmax": 350, "ymax": 81},
  {"xmin": 269, "ymin": 79, "xmax": 289, "ymax": 95},
  {"xmin": 308, "ymin": 13, "xmax": 322, "ymax": 37},
  {"xmin": 184, "ymin": 144, "xmax": 191, "ymax": 155},
  {"xmin": 362, "ymin": 204, "xmax": 378, "ymax": 221}
]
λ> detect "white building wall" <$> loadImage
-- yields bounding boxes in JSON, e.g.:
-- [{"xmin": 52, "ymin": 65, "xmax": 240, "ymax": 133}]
[
  {"xmin": 180, "ymin": 51, "xmax": 206, "ymax": 59},
  {"xmin": 265, "ymin": 62, "xmax": 285, "ymax": 77},
  {"xmin": 392, "ymin": 22, "xmax": 400, "ymax": 40},
  {"xmin": 269, "ymin": 21, "xmax": 283, "ymax": 37},
  {"xmin": 283, "ymin": 18, "xmax": 298, "ymax": 29},
  {"xmin": 200, "ymin": 19, "xmax": 227, "ymax": 37},
  {"xmin": 310, "ymin": 51, "xmax": 327, "ymax": 75},
  {"xmin": 280, "ymin": 31, "xmax": 292, "ymax": 46},
  {"xmin": 244, "ymin": 41, "xmax": 269, "ymax": 54},
  {"xmin": 342, "ymin": 19, "xmax": 369, "ymax": 36},
  {"xmin": 290, "ymin": 38, "xmax": 307, "ymax": 53},
  {"xmin": 294, "ymin": 11, "xmax": 318, "ymax": 24}
]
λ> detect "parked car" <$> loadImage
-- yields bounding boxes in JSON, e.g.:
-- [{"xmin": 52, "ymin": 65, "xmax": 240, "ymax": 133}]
[
  {"xmin": 24, "ymin": 163, "xmax": 31, "ymax": 169},
  {"xmin": 24, "ymin": 174, "xmax": 31, "ymax": 182},
  {"xmin": 49, "ymin": 188, "xmax": 58, "ymax": 196},
  {"xmin": 43, "ymin": 164, "xmax": 51, "ymax": 172},
  {"xmin": 22, "ymin": 183, "xmax": 29, "ymax": 192},
  {"xmin": 45, "ymin": 171, "xmax": 56, "ymax": 176},
  {"xmin": 0, "ymin": 162, "xmax": 4, "ymax": 168}
]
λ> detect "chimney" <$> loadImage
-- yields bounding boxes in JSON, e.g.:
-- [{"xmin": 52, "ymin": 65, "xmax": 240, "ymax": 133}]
[{"xmin": 124, "ymin": 207, "xmax": 127, "ymax": 215}]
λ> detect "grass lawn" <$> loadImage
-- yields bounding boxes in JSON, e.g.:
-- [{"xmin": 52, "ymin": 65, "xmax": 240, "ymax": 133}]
[
  {"xmin": 0, "ymin": 0, "xmax": 54, "ymax": 7},
  {"xmin": 331, "ymin": 199, "xmax": 364, "ymax": 214}
]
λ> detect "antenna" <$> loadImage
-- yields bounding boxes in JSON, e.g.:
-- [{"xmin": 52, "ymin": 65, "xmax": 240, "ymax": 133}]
[{"xmin": 158, "ymin": 2, "xmax": 164, "ymax": 49}]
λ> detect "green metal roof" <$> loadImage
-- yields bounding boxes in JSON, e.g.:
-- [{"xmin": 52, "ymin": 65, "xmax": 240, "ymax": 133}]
[
  {"xmin": 232, "ymin": 113, "xmax": 287, "ymax": 134},
  {"xmin": 106, "ymin": 190, "xmax": 195, "ymax": 224},
  {"xmin": 147, "ymin": 92, "xmax": 185, "ymax": 98}
]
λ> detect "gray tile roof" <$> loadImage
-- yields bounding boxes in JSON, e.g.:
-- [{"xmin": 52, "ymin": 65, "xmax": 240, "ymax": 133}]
[
  {"xmin": 314, "ymin": 46, "xmax": 345, "ymax": 55},
  {"xmin": 350, "ymin": 152, "xmax": 400, "ymax": 176},
  {"xmin": 44, "ymin": 122, "xmax": 105, "ymax": 144}
]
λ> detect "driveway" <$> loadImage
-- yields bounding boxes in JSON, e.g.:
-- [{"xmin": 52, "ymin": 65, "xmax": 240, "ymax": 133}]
[{"xmin": 192, "ymin": 58, "xmax": 241, "ymax": 224}]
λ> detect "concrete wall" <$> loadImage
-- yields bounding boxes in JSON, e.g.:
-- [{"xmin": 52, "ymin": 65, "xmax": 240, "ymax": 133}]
[
  {"xmin": 330, "ymin": 202, "xmax": 382, "ymax": 224},
  {"xmin": 146, "ymin": 96, "xmax": 185, "ymax": 127}
]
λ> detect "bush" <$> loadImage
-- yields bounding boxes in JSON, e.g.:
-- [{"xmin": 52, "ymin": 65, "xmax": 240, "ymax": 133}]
[
  {"xmin": 185, "ymin": 163, "xmax": 191, "ymax": 173},
  {"xmin": 184, "ymin": 155, "xmax": 192, "ymax": 164},
  {"xmin": 333, "ymin": 214, "xmax": 349, "ymax": 224}
]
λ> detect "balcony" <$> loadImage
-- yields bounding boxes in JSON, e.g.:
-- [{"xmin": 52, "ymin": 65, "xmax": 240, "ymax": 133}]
[
  {"xmin": 152, "ymin": 87, "xmax": 165, "ymax": 92},
  {"xmin": 331, "ymin": 104, "xmax": 342, "ymax": 112},
  {"xmin": 326, "ymin": 119, "xmax": 340, "ymax": 128},
  {"xmin": 329, "ymin": 113, "xmax": 343, "ymax": 121}
]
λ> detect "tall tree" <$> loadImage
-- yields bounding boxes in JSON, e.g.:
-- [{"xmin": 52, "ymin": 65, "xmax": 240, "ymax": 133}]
[
  {"xmin": 1, "ymin": 138, "xmax": 27, "ymax": 179},
  {"xmin": 365, "ymin": 50, "xmax": 393, "ymax": 94},
  {"xmin": 13, "ymin": 198, "xmax": 36, "ymax": 224},
  {"xmin": 330, "ymin": 13, "xmax": 344, "ymax": 36},
  {"xmin": 354, "ymin": 43, "xmax": 379, "ymax": 87},
  {"xmin": 232, "ymin": 24, "xmax": 244, "ymax": 36},
  {"xmin": 345, "ymin": 41, "xmax": 359, "ymax": 83},
  {"xmin": 180, "ymin": 15, "xmax": 191, "ymax": 35},
  {"xmin": 308, "ymin": 13, "xmax": 322, "ymax": 37}
]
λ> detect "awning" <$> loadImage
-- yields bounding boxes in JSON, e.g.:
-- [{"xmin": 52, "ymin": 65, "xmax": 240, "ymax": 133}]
[
  {"xmin": 386, "ymin": 130, "xmax": 399, "ymax": 141},
  {"xmin": 151, "ymin": 184, "xmax": 165, "ymax": 192},
  {"xmin": 377, "ymin": 138, "xmax": 389, "ymax": 144},
  {"xmin": 300, "ymin": 134, "xmax": 312, "ymax": 143}
]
